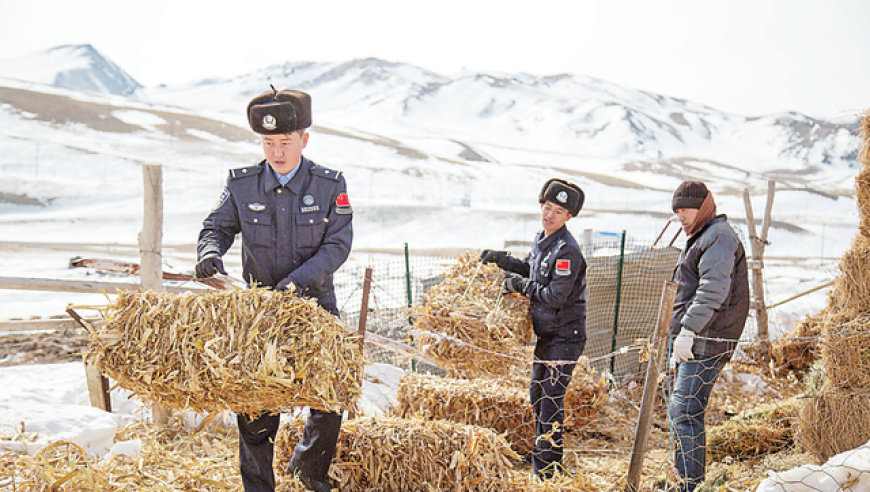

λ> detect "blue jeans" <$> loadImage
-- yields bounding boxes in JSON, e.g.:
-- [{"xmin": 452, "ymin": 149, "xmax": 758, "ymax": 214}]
[{"xmin": 668, "ymin": 354, "xmax": 728, "ymax": 492}]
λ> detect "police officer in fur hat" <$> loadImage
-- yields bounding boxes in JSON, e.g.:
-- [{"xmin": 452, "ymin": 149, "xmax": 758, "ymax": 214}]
[
  {"xmin": 481, "ymin": 178, "xmax": 587, "ymax": 480},
  {"xmin": 196, "ymin": 87, "xmax": 352, "ymax": 492}
]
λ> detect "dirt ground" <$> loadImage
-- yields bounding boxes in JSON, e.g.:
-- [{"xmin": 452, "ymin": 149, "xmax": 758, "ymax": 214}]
[{"xmin": 0, "ymin": 329, "xmax": 92, "ymax": 366}]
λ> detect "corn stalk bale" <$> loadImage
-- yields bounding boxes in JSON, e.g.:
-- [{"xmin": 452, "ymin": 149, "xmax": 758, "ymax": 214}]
[
  {"xmin": 795, "ymin": 388, "xmax": 870, "ymax": 464},
  {"xmin": 412, "ymin": 252, "xmax": 533, "ymax": 378},
  {"xmin": 391, "ymin": 361, "xmax": 607, "ymax": 456},
  {"xmin": 392, "ymin": 373, "xmax": 536, "ymax": 454},
  {"xmin": 275, "ymin": 415, "xmax": 521, "ymax": 492},
  {"xmin": 818, "ymin": 310, "xmax": 870, "ymax": 390},
  {"xmin": 85, "ymin": 289, "xmax": 363, "ymax": 415},
  {"xmin": 706, "ymin": 398, "xmax": 800, "ymax": 462}
]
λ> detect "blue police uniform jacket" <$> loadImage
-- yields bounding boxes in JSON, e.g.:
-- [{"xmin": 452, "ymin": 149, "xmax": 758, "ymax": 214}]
[
  {"xmin": 197, "ymin": 157, "xmax": 352, "ymax": 310},
  {"xmin": 502, "ymin": 225, "xmax": 587, "ymax": 341}
]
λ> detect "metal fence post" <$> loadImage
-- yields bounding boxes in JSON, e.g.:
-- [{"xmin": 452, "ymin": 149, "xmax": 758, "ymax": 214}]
[
  {"xmin": 404, "ymin": 243, "xmax": 416, "ymax": 371},
  {"xmin": 610, "ymin": 230, "xmax": 627, "ymax": 374}
]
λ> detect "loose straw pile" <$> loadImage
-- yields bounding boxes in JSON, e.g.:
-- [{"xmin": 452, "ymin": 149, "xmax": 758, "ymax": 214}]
[
  {"xmin": 412, "ymin": 252, "xmax": 533, "ymax": 378},
  {"xmin": 85, "ymin": 289, "xmax": 363, "ymax": 415}
]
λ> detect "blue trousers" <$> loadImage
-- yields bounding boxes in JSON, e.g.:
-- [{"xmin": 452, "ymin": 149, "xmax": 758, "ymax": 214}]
[
  {"xmin": 668, "ymin": 354, "xmax": 728, "ymax": 492},
  {"xmin": 529, "ymin": 336, "xmax": 585, "ymax": 479}
]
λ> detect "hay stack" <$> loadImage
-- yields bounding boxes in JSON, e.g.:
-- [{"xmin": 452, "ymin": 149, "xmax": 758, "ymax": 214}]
[
  {"xmin": 85, "ymin": 289, "xmax": 363, "ymax": 415},
  {"xmin": 391, "ymin": 361, "xmax": 607, "ymax": 455},
  {"xmin": 794, "ymin": 110, "xmax": 870, "ymax": 462},
  {"xmin": 412, "ymin": 252, "xmax": 533, "ymax": 378},
  {"xmin": 275, "ymin": 415, "xmax": 520, "ymax": 492},
  {"xmin": 706, "ymin": 398, "xmax": 800, "ymax": 461}
]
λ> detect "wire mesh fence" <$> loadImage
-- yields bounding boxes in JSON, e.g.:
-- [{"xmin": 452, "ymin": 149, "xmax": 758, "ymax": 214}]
[{"xmin": 3, "ymin": 235, "xmax": 870, "ymax": 491}]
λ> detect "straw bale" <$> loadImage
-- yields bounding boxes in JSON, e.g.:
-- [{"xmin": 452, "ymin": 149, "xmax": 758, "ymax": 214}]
[
  {"xmin": 391, "ymin": 361, "xmax": 607, "ymax": 456},
  {"xmin": 275, "ymin": 415, "xmax": 521, "ymax": 492},
  {"xmin": 828, "ymin": 234, "xmax": 870, "ymax": 313},
  {"xmin": 412, "ymin": 251, "xmax": 533, "ymax": 378},
  {"xmin": 818, "ymin": 309, "xmax": 870, "ymax": 390},
  {"xmin": 769, "ymin": 309, "xmax": 823, "ymax": 378},
  {"xmin": 85, "ymin": 289, "xmax": 363, "ymax": 415},
  {"xmin": 706, "ymin": 398, "xmax": 800, "ymax": 462},
  {"xmin": 795, "ymin": 388, "xmax": 870, "ymax": 464}
]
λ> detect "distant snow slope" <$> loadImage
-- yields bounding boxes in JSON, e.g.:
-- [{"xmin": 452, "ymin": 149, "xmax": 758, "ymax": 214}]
[{"xmin": 0, "ymin": 45, "xmax": 141, "ymax": 96}]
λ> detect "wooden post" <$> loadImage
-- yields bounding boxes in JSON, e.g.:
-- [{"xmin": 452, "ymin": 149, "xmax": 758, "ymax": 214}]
[
  {"xmin": 69, "ymin": 307, "xmax": 112, "ymax": 412},
  {"xmin": 140, "ymin": 162, "xmax": 171, "ymax": 425},
  {"xmin": 742, "ymin": 181, "xmax": 776, "ymax": 341},
  {"xmin": 625, "ymin": 280, "xmax": 678, "ymax": 492},
  {"xmin": 357, "ymin": 267, "xmax": 373, "ymax": 351},
  {"xmin": 348, "ymin": 267, "xmax": 373, "ymax": 421}
]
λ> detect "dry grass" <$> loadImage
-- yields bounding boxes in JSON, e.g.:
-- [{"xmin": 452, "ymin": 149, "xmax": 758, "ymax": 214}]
[{"xmin": 85, "ymin": 289, "xmax": 364, "ymax": 415}]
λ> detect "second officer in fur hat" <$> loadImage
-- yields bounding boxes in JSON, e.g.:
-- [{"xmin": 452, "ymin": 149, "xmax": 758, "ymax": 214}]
[
  {"xmin": 480, "ymin": 178, "xmax": 587, "ymax": 480},
  {"xmin": 196, "ymin": 87, "xmax": 352, "ymax": 492}
]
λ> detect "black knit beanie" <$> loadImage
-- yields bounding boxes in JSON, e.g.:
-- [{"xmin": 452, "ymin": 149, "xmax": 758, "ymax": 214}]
[{"xmin": 672, "ymin": 180, "xmax": 709, "ymax": 212}]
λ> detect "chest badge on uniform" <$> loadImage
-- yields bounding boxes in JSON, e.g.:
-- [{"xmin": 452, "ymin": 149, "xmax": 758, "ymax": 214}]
[
  {"xmin": 335, "ymin": 193, "xmax": 352, "ymax": 215},
  {"xmin": 301, "ymin": 194, "xmax": 320, "ymax": 212},
  {"xmin": 248, "ymin": 203, "xmax": 266, "ymax": 212},
  {"xmin": 555, "ymin": 259, "xmax": 571, "ymax": 276}
]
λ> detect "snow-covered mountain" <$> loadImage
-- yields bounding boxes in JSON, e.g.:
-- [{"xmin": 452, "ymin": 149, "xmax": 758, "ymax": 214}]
[
  {"xmin": 0, "ymin": 45, "xmax": 860, "ymax": 326},
  {"xmin": 138, "ymin": 57, "xmax": 859, "ymax": 168},
  {"xmin": 0, "ymin": 45, "xmax": 141, "ymax": 96}
]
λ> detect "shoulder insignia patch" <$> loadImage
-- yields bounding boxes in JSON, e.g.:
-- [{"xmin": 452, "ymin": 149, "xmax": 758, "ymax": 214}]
[
  {"xmin": 213, "ymin": 187, "xmax": 230, "ymax": 211},
  {"xmin": 555, "ymin": 259, "xmax": 571, "ymax": 276}
]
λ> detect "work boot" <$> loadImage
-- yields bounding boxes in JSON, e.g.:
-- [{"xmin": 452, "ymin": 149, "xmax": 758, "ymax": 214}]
[{"xmin": 286, "ymin": 460, "xmax": 336, "ymax": 492}]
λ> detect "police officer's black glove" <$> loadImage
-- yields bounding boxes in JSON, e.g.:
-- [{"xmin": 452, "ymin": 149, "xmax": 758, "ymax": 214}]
[
  {"xmin": 195, "ymin": 254, "xmax": 226, "ymax": 279},
  {"xmin": 480, "ymin": 249, "xmax": 509, "ymax": 268},
  {"xmin": 276, "ymin": 276, "xmax": 302, "ymax": 295},
  {"xmin": 503, "ymin": 273, "xmax": 531, "ymax": 296}
]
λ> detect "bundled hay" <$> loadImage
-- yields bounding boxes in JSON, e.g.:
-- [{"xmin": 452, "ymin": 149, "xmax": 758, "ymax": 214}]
[
  {"xmin": 391, "ymin": 361, "xmax": 607, "ymax": 455},
  {"xmin": 818, "ymin": 310, "xmax": 870, "ymax": 390},
  {"xmin": 827, "ymin": 234, "xmax": 870, "ymax": 313},
  {"xmin": 412, "ymin": 252, "xmax": 533, "ymax": 378},
  {"xmin": 275, "ymin": 415, "xmax": 521, "ymax": 492},
  {"xmin": 85, "ymin": 289, "xmax": 363, "ymax": 415},
  {"xmin": 706, "ymin": 398, "xmax": 800, "ymax": 461},
  {"xmin": 0, "ymin": 416, "xmax": 242, "ymax": 491},
  {"xmin": 393, "ymin": 373, "xmax": 536, "ymax": 454},
  {"xmin": 769, "ymin": 309, "xmax": 823, "ymax": 378},
  {"xmin": 795, "ymin": 388, "xmax": 870, "ymax": 463}
]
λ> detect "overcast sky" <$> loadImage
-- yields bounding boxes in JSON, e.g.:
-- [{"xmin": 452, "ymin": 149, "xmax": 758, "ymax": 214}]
[{"xmin": 0, "ymin": 0, "xmax": 867, "ymax": 119}]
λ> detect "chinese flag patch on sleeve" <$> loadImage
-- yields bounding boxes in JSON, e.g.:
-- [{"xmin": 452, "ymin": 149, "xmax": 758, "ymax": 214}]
[
  {"xmin": 555, "ymin": 259, "xmax": 571, "ymax": 276},
  {"xmin": 335, "ymin": 193, "xmax": 352, "ymax": 214}
]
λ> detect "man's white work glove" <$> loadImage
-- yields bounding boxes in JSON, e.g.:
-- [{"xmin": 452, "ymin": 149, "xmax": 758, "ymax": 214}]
[{"xmin": 671, "ymin": 328, "xmax": 696, "ymax": 365}]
